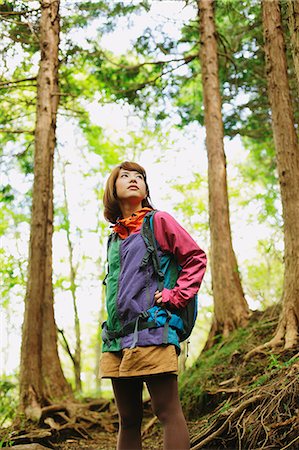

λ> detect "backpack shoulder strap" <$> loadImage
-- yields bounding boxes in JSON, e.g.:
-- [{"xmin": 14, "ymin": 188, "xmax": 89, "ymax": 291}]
[
  {"xmin": 107, "ymin": 231, "xmax": 118, "ymax": 250},
  {"xmin": 140, "ymin": 210, "xmax": 164, "ymax": 291},
  {"xmin": 141, "ymin": 210, "xmax": 156, "ymax": 247},
  {"xmin": 103, "ymin": 232, "xmax": 117, "ymax": 286},
  {"xmin": 107, "ymin": 232, "xmax": 113, "ymax": 250}
]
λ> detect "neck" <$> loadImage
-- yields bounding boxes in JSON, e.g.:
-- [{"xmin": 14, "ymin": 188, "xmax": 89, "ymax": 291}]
[{"xmin": 119, "ymin": 201, "xmax": 143, "ymax": 219}]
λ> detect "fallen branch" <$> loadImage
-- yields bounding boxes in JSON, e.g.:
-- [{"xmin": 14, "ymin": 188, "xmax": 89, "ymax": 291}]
[
  {"xmin": 207, "ymin": 387, "xmax": 244, "ymax": 395},
  {"xmin": 142, "ymin": 416, "xmax": 158, "ymax": 436}
]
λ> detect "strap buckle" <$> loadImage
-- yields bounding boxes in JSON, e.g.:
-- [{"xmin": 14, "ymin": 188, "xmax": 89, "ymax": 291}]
[{"xmin": 140, "ymin": 311, "xmax": 150, "ymax": 320}]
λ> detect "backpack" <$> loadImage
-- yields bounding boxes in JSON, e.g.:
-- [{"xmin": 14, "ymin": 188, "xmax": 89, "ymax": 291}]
[
  {"xmin": 141, "ymin": 210, "xmax": 198, "ymax": 342},
  {"xmin": 102, "ymin": 210, "xmax": 198, "ymax": 347}
]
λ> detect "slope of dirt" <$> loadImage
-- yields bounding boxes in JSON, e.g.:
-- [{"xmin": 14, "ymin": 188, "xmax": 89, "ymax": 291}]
[{"xmin": 2, "ymin": 305, "xmax": 298, "ymax": 449}]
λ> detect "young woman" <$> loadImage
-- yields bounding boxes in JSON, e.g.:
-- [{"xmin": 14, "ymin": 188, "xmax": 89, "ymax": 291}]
[{"xmin": 100, "ymin": 161, "xmax": 207, "ymax": 450}]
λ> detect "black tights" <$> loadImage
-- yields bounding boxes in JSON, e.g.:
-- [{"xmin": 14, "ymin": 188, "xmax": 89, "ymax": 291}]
[{"xmin": 112, "ymin": 374, "xmax": 190, "ymax": 450}]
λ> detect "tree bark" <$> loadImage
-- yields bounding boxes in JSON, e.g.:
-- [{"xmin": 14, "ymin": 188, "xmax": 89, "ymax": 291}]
[
  {"xmin": 198, "ymin": 0, "xmax": 249, "ymax": 349},
  {"xmin": 19, "ymin": 0, "xmax": 72, "ymax": 415},
  {"xmin": 287, "ymin": 0, "xmax": 299, "ymax": 89},
  {"xmin": 262, "ymin": 0, "xmax": 299, "ymax": 350}
]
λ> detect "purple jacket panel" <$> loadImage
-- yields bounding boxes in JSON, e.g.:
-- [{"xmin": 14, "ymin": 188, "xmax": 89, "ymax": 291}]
[{"xmin": 117, "ymin": 233, "xmax": 158, "ymax": 325}]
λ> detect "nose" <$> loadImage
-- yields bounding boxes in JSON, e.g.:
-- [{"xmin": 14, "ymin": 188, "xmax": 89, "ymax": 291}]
[{"xmin": 129, "ymin": 176, "xmax": 138, "ymax": 183}]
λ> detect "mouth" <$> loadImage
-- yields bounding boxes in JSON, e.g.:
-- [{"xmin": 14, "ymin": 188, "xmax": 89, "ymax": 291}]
[{"xmin": 128, "ymin": 186, "xmax": 139, "ymax": 190}]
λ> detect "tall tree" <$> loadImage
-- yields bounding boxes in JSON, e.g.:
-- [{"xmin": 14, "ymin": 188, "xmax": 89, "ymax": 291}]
[
  {"xmin": 258, "ymin": 0, "xmax": 299, "ymax": 350},
  {"xmin": 19, "ymin": 0, "xmax": 72, "ymax": 417},
  {"xmin": 198, "ymin": 0, "xmax": 249, "ymax": 348},
  {"xmin": 287, "ymin": 0, "xmax": 299, "ymax": 89}
]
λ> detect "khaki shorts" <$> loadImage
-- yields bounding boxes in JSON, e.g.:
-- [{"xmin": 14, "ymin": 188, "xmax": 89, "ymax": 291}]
[{"xmin": 99, "ymin": 345, "xmax": 178, "ymax": 378}]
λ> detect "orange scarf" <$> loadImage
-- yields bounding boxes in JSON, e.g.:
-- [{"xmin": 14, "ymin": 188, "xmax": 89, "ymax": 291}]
[{"xmin": 113, "ymin": 208, "xmax": 153, "ymax": 239}]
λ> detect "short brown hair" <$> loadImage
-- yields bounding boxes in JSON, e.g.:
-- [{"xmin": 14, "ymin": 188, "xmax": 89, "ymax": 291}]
[{"xmin": 103, "ymin": 161, "xmax": 153, "ymax": 223}]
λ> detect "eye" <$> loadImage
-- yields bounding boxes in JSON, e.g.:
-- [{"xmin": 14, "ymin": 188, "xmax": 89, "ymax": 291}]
[{"xmin": 136, "ymin": 174, "xmax": 143, "ymax": 179}]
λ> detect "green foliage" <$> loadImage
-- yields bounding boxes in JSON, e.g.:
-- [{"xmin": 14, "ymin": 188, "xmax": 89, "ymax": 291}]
[
  {"xmin": 179, "ymin": 307, "xmax": 286, "ymax": 419},
  {"xmin": 0, "ymin": 182, "xmax": 31, "ymax": 236},
  {"xmin": 174, "ymin": 59, "xmax": 204, "ymax": 127},
  {"xmin": 0, "ymin": 1, "xmax": 40, "ymax": 53},
  {"xmin": 179, "ymin": 326, "xmax": 250, "ymax": 417},
  {"xmin": 86, "ymin": 1, "xmax": 269, "ymax": 138},
  {"xmin": 215, "ymin": 1, "xmax": 270, "ymax": 134},
  {"xmin": 0, "ymin": 0, "xmax": 37, "ymax": 162},
  {"xmin": 243, "ymin": 238, "xmax": 283, "ymax": 308},
  {"xmin": 250, "ymin": 352, "xmax": 299, "ymax": 388},
  {"xmin": 0, "ymin": 185, "xmax": 14, "ymax": 203},
  {"xmin": 238, "ymin": 137, "xmax": 281, "ymax": 226},
  {"xmin": 82, "ymin": 0, "xmax": 287, "ymax": 238},
  {"xmin": 172, "ymin": 173, "xmax": 209, "ymax": 236},
  {"xmin": 0, "ymin": 378, "xmax": 18, "ymax": 428},
  {"xmin": 80, "ymin": 121, "xmax": 122, "ymax": 166},
  {"xmin": 62, "ymin": 1, "xmax": 146, "ymax": 33},
  {"xmin": 0, "ymin": 248, "xmax": 26, "ymax": 308},
  {"xmin": 87, "ymin": 51, "xmax": 167, "ymax": 115},
  {"xmin": 250, "ymin": 372, "xmax": 270, "ymax": 388}
]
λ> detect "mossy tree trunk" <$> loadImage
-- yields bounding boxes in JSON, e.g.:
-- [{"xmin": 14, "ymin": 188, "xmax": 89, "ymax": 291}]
[
  {"xmin": 19, "ymin": 0, "xmax": 72, "ymax": 417},
  {"xmin": 262, "ymin": 0, "xmax": 299, "ymax": 350},
  {"xmin": 198, "ymin": 0, "xmax": 250, "ymax": 350}
]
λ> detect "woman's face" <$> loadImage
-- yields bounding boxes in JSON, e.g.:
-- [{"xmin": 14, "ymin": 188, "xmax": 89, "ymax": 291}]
[{"xmin": 115, "ymin": 169, "xmax": 147, "ymax": 204}]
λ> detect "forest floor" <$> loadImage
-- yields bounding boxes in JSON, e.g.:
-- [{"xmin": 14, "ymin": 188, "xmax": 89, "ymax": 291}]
[
  {"xmin": 2, "ymin": 305, "xmax": 299, "ymax": 450},
  {"xmin": 55, "ymin": 420, "xmax": 206, "ymax": 450}
]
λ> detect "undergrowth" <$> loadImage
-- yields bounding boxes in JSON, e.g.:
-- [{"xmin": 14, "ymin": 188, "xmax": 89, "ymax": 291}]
[
  {"xmin": 179, "ymin": 307, "xmax": 280, "ymax": 418},
  {"xmin": 179, "ymin": 306, "xmax": 299, "ymax": 449},
  {"xmin": 0, "ymin": 379, "xmax": 18, "ymax": 429}
]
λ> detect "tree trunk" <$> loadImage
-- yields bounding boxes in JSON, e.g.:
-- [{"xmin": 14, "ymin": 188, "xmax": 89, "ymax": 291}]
[
  {"xmin": 198, "ymin": 0, "xmax": 249, "ymax": 349},
  {"xmin": 19, "ymin": 0, "xmax": 72, "ymax": 416},
  {"xmin": 287, "ymin": 0, "xmax": 299, "ymax": 89},
  {"xmin": 262, "ymin": 0, "xmax": 299, "ymax": 350}
]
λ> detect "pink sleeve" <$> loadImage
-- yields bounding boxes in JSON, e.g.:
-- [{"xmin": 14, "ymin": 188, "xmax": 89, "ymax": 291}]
[{"xmin": 153, "ymin": 211, "xmax": 207, "ymax": 308}]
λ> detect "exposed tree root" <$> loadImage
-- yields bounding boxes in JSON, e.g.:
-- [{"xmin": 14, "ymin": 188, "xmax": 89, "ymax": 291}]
[
  {"xmin": 4, "ymin": 397, "xmax": 158, "ymax": 449},
  {"xmin": 245, "ymin": 305, "xmax": 299, "ymax": 359},
  {"xmin": 190, "ymin": 358, "xmax": 299, "ymax": 450},
  {"xmin": 190, "ymin": 395, "xmax": 263, "ymax": 449},
  {"xmin": 244, "ymin": 336, "xmax": 282, "ymax": 360},
  {"xmin": 6, "ymin": 399, "xmax": 116, "ymax": 448}
]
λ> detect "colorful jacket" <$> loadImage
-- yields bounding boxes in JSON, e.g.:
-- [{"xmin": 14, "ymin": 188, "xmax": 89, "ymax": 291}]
[{"xmin": 102, "ymin": 209, "xmax": 207, "ymax": 353}]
